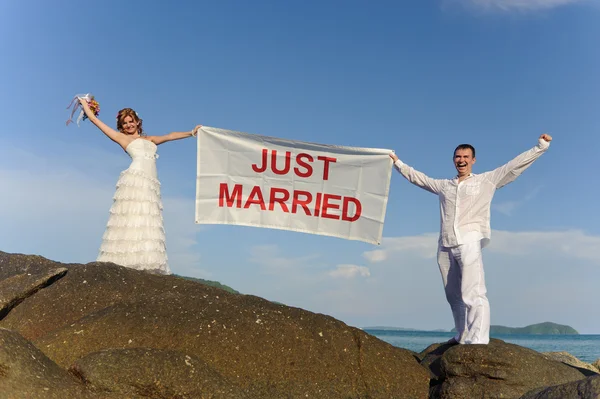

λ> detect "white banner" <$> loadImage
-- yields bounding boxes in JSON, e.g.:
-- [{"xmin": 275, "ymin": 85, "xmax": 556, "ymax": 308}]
[{"xmin": 195, "ymin": 126, "xmax": 392, "ymax": 245}]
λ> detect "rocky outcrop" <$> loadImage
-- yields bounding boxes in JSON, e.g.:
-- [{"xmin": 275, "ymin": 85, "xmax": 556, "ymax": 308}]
[
  {"xmin": 420, "ymin": 339, "xmax": 587, "ymax": 399},
  {"xmin": 0, "ymin": 328, "xmax": 120, "ymax": 399},
  {"xmin": 1, "ymin": 250, "xmax": 596, "ymax": 399},
  {"xmin": 543, "ymin": 351, "xmax": 600, "ymax": 375},
  {"xmin": 70, "ymin": 348, "xmax": 247, "ymax": 398},
  {"xmin": 520, "ymin": 375, "xmax": 600, "ymax": 399},
  {"xmin": 0, "ymin": 251, "xmax": 430, "ymax": 398},
  {"xmin": 0, "ymin": 267, "xmax": 67, "ymax": 319}
]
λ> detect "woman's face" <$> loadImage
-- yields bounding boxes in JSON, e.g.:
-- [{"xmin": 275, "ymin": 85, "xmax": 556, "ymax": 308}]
[{"xmin": 121, "ymin": 115, "xmax": 139, "ymax": 135}]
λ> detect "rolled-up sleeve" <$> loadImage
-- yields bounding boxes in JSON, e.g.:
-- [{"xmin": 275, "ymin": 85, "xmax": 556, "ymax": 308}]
[
  {"xmin": 394, "ymin": 160, "xmax": 445, "ymax": 194},
  {"xmin": 487, "ymin": 139, "xmax": 550, "ymax": 188}
]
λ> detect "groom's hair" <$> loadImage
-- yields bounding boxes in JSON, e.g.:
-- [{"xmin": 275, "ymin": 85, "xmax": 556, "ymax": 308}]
[{"xmin": 454, "ymin": 144, "xmax": 476, "ymax": 158}]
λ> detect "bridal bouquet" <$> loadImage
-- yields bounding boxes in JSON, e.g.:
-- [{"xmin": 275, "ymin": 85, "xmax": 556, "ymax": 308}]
[
  {"xmin": 83, "ymin": 96, "xmax": 100, "ymax": 121},
  {"xmin": 66, "ymin": 93, "xmax": 100, "ymax": 126}
]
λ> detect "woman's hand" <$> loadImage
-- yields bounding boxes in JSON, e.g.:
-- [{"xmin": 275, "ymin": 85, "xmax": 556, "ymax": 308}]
[
  {"xmin": 192, "ymin": 125, "xmax": 203, "ymax": 137},
  {"xmin": 78, "ymin": 97, "xmax": 93, "ymax": 114}
]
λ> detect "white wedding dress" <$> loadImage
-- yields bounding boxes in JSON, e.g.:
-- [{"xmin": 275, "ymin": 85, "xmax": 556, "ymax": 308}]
[{"xmin": 97, "ymin": 138, "xmax": 171, "ymax": 274}]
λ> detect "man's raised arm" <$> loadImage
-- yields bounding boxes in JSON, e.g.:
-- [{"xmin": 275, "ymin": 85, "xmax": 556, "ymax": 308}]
[
  {"xmin": 390, "ymin": 153, "xmax": 444, "ymax": 194},
  {"xmin": 487, "ymin": 134, "xmax": 552, "ymax": 188}
]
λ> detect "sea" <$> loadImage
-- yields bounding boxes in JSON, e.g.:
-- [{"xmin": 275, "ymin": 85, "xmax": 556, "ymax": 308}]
[{"xmin": 364, "ymin": 330, "xmax": 600, "ymax": 363}]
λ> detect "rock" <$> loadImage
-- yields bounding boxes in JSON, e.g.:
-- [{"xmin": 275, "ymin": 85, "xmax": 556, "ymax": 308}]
[
  {"xmin": 0, "ymin": 268, "xmax": 67, "ymax": 320},
  {"xmin": 420, "ymin": 338, "xmax": 587, "ymax": 399},
  {"xmin": 0, "ymin": 251, "xmax": 430, "ymax": 398},
  {"xmin": 419, "ymin": 341, "xmax": 460, "ymax": 398},
  {"xmin": 0, "ymin": 252, "xmax": 73, "ymax": 281},
  {"xmin": 0, "ymin": 328, "xmax": 118, "ymax": 399},
  {"xmin": 543, "ymin": 351, "xmax": 600, "ymax": 376},
  {"xmin": 593, "ymin": 359, "xmax": 600, "ymax": 373},
  {"xmin": 419, "ymin": 341, "xmax": 457, "ymax": 381},
  {"xmin": 520, "ymin": 374, "xmax": 600, "ymax": 399},
  {"xmin": 70, "ymin": 348, "xmax": 248, "ymax": 398}
]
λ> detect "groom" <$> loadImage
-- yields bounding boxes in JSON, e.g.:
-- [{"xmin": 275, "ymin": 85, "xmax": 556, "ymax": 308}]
[{"xmin": 390, "ymin": 134, "xmax": 552, "ymax": 344}]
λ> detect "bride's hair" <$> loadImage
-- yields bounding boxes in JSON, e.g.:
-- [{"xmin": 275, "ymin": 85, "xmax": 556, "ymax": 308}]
[{"xmin": 116, "ymin": 108, "xmax": 144, "ymax": 136}]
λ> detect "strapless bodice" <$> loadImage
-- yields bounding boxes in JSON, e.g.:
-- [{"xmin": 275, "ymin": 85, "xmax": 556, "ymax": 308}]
[
  {"xmin": 126, "ymin": 138, "xmax": 158, "ymax": 159},
  {"xmin": 125, "ymin": 139, "xmax": 158, "ymax": 178}
]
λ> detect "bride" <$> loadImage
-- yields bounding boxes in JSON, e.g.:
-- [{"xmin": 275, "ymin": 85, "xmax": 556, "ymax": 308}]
[{"xmin": 78, "ymin": 98, "xmax": 200, "ymax": 274}]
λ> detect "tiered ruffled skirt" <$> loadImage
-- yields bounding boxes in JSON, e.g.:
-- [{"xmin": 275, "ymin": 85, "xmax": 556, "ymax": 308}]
[{"xmin": 97, "ymin": 168, "xmax": 171, "ymax": 274}]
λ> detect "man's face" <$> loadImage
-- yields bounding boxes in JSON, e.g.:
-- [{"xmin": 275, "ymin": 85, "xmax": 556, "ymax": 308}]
[{"xmin": 454, "ymin": 148, "xmax": 476, "ymax": 177}]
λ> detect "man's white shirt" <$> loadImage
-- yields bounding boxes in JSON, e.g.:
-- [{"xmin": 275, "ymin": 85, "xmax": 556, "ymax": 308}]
[{"xmin": 393, "ymin": 138, "xmax": 550, "ymax": 248}]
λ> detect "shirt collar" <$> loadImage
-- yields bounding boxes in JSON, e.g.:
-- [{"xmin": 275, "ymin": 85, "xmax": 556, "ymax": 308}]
[{"xmin": 454, "ymin": 173, "xmax": 475, "ymax": 182}]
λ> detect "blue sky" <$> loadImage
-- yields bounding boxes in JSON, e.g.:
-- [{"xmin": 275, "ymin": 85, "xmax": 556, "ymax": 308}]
[{"xmin": 1, "ymin": 0, "xmax": 599, "ymax": 333}]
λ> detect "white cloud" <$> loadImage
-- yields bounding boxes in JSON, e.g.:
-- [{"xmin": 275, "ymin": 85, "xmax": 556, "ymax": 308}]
[
  {"xmin": 492, "ymin": 186, "xmax": 542, "ymax": 216},
  {"xmin": 486, "ymin": 229, "xmax": 600, "ymax": 263},
  {"xmin": 328, "ymin": 264, "xmax": 371, "ymax": 279},
  {"xmin": 162, "ymin": 197, "xmax": 206, "ymax": 278},
  {"xmin": 363, "ymin": 233, "xmax": 439, "ymax": 263},
  {"xmin": 492, "ymin": 200, "xmax": 521, "ymax": 216},
  {"xmin": 249, "ymin": 244, "xmax": 321, "ymax": 274},
  {"xmin": 444, "ymin": 0, "xmax": 587, "ymax": 11},
  {"xmin": 362, "ymin": 229, "xmax": 600, "ymax": 265},
  {"xmin": 363, "ymin": 249, "xmax": 388, "ymax": 263},
  {"xmin": 0, "ymin": 167, "xmax": 113, "ymax": 262},
  {"xmin": 242, "ymin": 245, "xmax": 379, "ymax": 321}
]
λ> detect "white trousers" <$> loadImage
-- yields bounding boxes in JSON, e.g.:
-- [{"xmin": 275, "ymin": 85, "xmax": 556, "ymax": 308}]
[{"xmin": 437, "ymin": 239, "xmax": 490, "ymax": 344}]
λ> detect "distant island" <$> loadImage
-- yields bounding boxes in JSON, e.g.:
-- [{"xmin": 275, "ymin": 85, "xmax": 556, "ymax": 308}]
[
  {"xmin": 362, "ymin": 327, "xmax": 448, "ymax": 333},
  {"xmin": 364, "ymin": 322, "xmax": 578, "ymax": 335},
  {"xmin": 362, "ymin": 326, "xmax": 420, "ymax": 331},
  {"xmin": 453, "ymin": 322, "xmax": 579, "ymax": 335}
]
